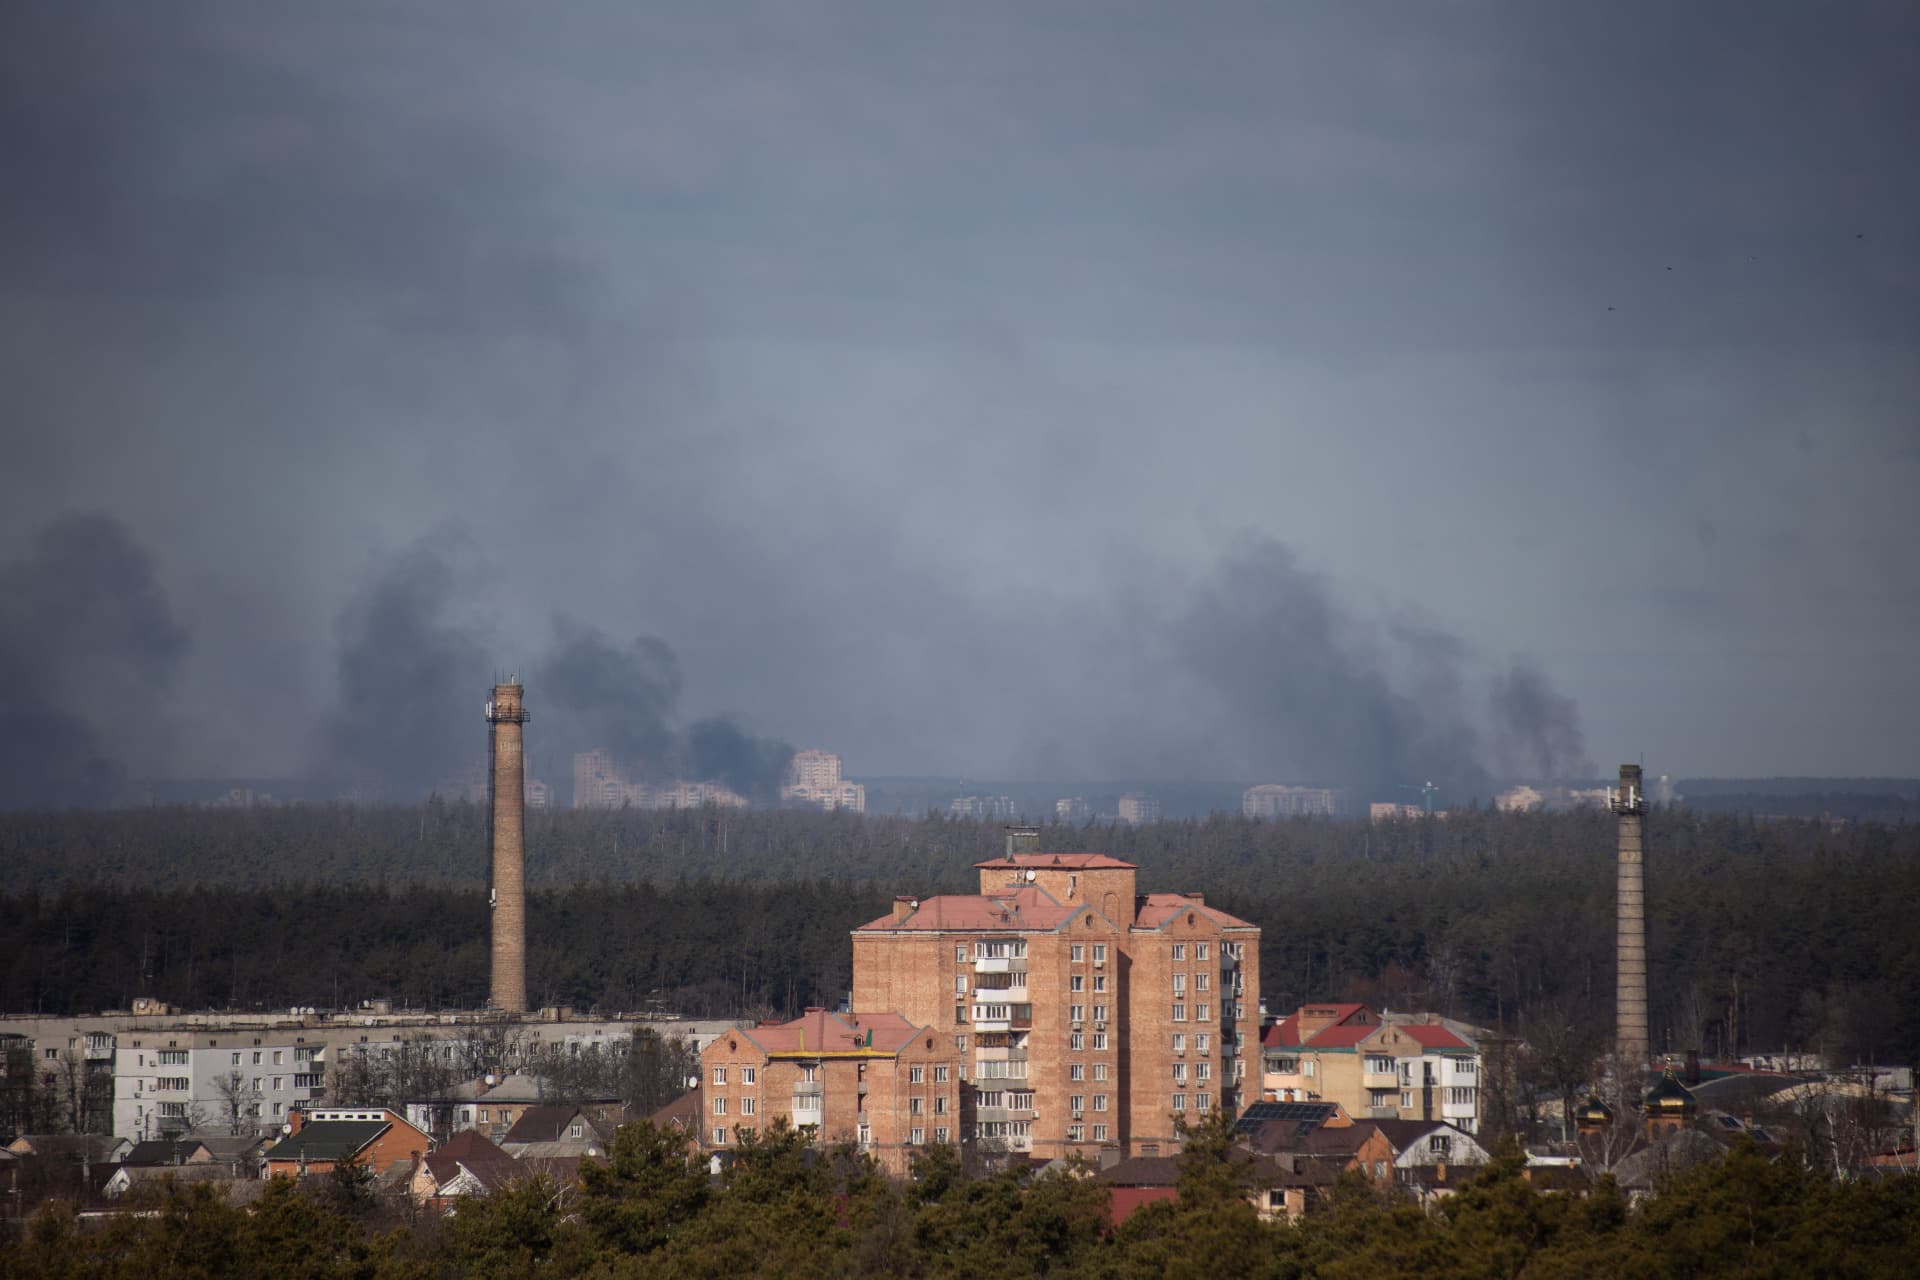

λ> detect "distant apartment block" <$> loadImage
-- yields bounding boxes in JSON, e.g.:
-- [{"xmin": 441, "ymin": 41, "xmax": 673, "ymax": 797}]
[
  {"xmin": 1260, "ymin": 1004, "xmax": 1483, "ymax": 1134},
  {"xmin": 1116, "ymin": 793, "xmax": 1159, "ymax": 826},
  {"xmin": 1495, "ymin": 784, "xmax": 1609, "ymax": 813},
  {"xmin": 950, "ymin": 794, "xmax": 1018, "ymax": 820},
  {"xmin": 571, "ymin": 750, "xmax": 747, "ymax": 810},
  {"xmin": 1243, "ymin": 785, "xmax": 1344, "ymax": 819},
  {"xmin": 780, "ymin": 749, "xmax": 866, "ymax": 813},
  {"xmin": 1055, "ymin": 797, "xmax": 1092, "ymax": 824},
  {"xmin": 1369, "ymin": 802, "xmax": 1424, "ymax": 822}
]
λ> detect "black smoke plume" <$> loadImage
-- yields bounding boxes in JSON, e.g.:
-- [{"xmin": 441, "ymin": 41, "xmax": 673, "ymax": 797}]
[
  {"xmin": 0, "ymin": 514, "xmax": 188, "ymax": 808},
  {"xmin": 1489, "ymin": 661, "xmax": 1594, "ymax": 782}
]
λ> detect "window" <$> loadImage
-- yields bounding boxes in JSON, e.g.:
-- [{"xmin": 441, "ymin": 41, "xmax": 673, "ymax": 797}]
[
  {"xmin": 910, "ymin": 1065, "xmax": 925, "ymax": 1083},
  {"xmin": 271, "ymin": 1101, "xmax": 282, "ymax": 1117},
  {"xmin": 570, "ymin": 1123, "xmax": 584, "ymax": 1138},
  {"xmin": 935, "ymin": 1127, "xmax": 950, "ymax": 1144},
  {"xmin": 1401, "ymin": 1091, "xmax": 1413, "ymax": 1110},
  {"xmin": 1370, "ymin": 1090, "xmax": 1395, "ymax": 1108},
  {"xmin": 1173, "ymin": 1063, "xmax": 1187, "ymax": 1083},
  {"xmin": 1304, "ymin": 1060, "xmax": 1316, "ymax": 1078},
  {"xmin": 272, "ymin": 1077, "xmax": 282, "ymax": 1091},
  {"xmin": 1172, "ymin": 1004, "xmax": 1187, "ymax": 1022},
  {"xmin": 1093, "ymin": 1063, "xmax": 1108, "ymax": 1081},
  {"xmin": 1092, "ymin": 1005, "xmax": 1108, "ymax": 1023},
  {"xmin": 231, "ymin": 1052, "xmax": 241, "ymax": 1065},
  {"xmin": 1070, "ymin": 1033, "xmax": 1084, "ymax": 1051},
  {"xmin": 1071, "ymin": 944, "xmax": 1084, "ymax": 962},
  {"xmin": 713, "ymin": 1097, "xmax": 727, "ymax": 1116},
  {"xmin": 1067, "ymin": 1124, "xmax": 1084, "ymax": 1142},
  {"xmin": 253, "ymin": 1051, "xmax": 262, "ymax": 1064},
  {"xmin": 1365, "ymin": 1056, "xmax": 1394, "ymax": 1075},
  {"xmin": 157, "ymin": 1050, "xmax": 188, "ymax": 1066},
  {"xmin": 1093, "ymin": 1124, "xmax": 1108, "ymax": 1141},
  {"xmin": 910, "ymin": 1097, "xmax": 924, "ymax": 1115},
  {"xmin": 742, "ymin": 1067, "xmax": 755, "ymax": 1084},
  {"xmin": 801, "ymin": 1066, "xmax": 818, "ymax": 1083},
  {"xmin": 1071, "ymin": 975, "xmax": 1085, "ymax": 992},
  {"xmin": 933, "ymin": 1065, "xmax": 949, "ymax": 1083},
  {"xmin": 1093, "ymin": 1032, "xmax": 1108, "ymax": 1051},
  {"xmin": 1268, "ymin": 1055, "xmax": 1297, "ymax": 1074},
  {"xmin": 1196, "ymin": 1093, "xmax": 1211, "ymax": 1111},
  {"xmin": 910, "ymin": 1128, "xmax": 925, "ymax": 1145},
  {"xmin": 955, "ymin": 975, "xmax": 968, "ymax": 994},
  {"xmin": 1450, "ymin": 1087, "xmax": 1477, "ymax": 1106},
  {"xmin": 713, "ymin": 1127, "xmax": 728, "ymax": 1145},
  {"xmin": 1093, "ymin": 975, "xmax": 1107, "ymax": 993},
  {"xmin": 1196, "ymin": 1003, "xmax": 1210, "ymax": 1023},
  {"xmin": 1070, "ymin": 1064, "xmax": 1084, "ymax": 1082},
  {"xmin": 1093, "ymin": 945, "xmax": 1107, "ymax": 963},
  {"xmin": 1196, "ymin": 972, "xmax": 1210, "ymax": 992},
  {"xmin": 1172, "ymin": 1033, "xmax": 1186, "ymax": 1053},
  {"xmin": 713, "ymin": 1066, "xmax": 728, "ymax": 1086},
  {"xmin": 1172, "ymin": 943, "xmax": 1186, "ymax": 960},
  {"xmin": 741, "ymin": 1097, "xmax": 756, "ymax": 1115},
  {"xmin": 1070, "ymin": 1004, "xmax": 1085, "ymax": 1023},
  {"xmin": 1197, "ymin": 942, "xmax": 1210, "ymax": 960},
  {"xmin": 934, "ymin": 1095, "xmax": 948, "ymax": 1114},
  {"xmin": 1454, "ymin": 1058, "xmax": 1477, "ymax": 1076},
  {"xmin": 1172, "ymin": 973, "xmax": 1186, "ymax": 993},
  {"xmin": 955, "ymin": 1035, "xmax": 968, "ymax": 1053},
  {"xmin": 1197, "ymin": 1062, "xmax": 1211, "ymax": 1081},
  {"xmin": 955, "ymin": 946, "xmax": 966, "ymax": 963},
  {"xmin": 1093, "ymin": 1094, "xmax": 1109, "ymax": 1112},
  {"xmin": 479, "ymin": 1108, "xmax": 490, "ymax": 1123},
  {"xmin": 1429, "ymin": 1136, "xmax": 1452, "ymax": 1157},
  {"xmin": 1197, "ymin": 1034, "xmax": 1211, "ymax": 1054},
  {"xmin": 1171, "ymin": 1094, "xmax": 1186, "ymax": 1111},
  {"xmin": 1008, "ymin": 1092, "xmax": 1034, "ymax": 1109}
]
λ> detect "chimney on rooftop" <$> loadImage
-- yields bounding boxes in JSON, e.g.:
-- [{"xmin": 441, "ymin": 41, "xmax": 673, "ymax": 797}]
[
  {"xmin": 1613, "ymin": 763, "xmax": 1649, "ymax": 1077},
  {"xmin": 486, "ymin": 681, "xmax": 531, "ymax": 1014},
  {"xmin": 892, "ymin": 896, "xmax": 917, "ymax": 923}
]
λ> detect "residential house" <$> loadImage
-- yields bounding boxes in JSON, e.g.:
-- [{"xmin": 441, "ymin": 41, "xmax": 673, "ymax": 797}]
[
  {"xmin": 261, "ymin": 1107, "xmax": 431, "ymax": 1180},
  {"xmin": 1261, "ymin": 1005, "xmax": 1484, "ymax": 1133},
  {"xmin": 410, "ymin": 1129, "xmax": 521, "ymax": 1211},
  {"xmin": 499, "ymin": 1104, "xmax": 616, "ymax": 1160}
]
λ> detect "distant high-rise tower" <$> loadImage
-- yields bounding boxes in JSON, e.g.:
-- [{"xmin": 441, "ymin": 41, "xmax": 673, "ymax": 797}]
[
  {"xmin": 487, "ymin": 682, "xmax": 530, "ymax": 1013},
  {"xmin": 1611, "ymin": 763, "xmax": 1648, "ymax": 1072}
]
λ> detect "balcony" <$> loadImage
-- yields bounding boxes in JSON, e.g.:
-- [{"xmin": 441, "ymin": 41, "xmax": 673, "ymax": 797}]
[
  {"xmin": 973, "ymin": 1016, "xmax": 1011, "ymax": 1033},
  {"xmin": 793, "ymin": 1081, "xmax": 823, "ymax": 1099},
  {"xmin": 974, "ymin": 956, "xmax": 1012, "ymax": 974},
  {"xmin": 791, "ymin": 1102, "xmax": 823, "ymax": 1125},
  {"xmin": 1363, "ymin": 1106, "xmax": 1400, "ymax": 1120},
  {"xmin": 1362, "ymin": 1070, "xmax": 1400, "ymax": 1089}
]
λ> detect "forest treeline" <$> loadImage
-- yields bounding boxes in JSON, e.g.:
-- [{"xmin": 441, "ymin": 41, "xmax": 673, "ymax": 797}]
[
  {"xmin": 4, "ymin": 1114, "xmax": 1918, "ymax": 1279},
  {"xmin": 4, "ymin": 805, "xmax": 1918, "ymax": 1062}
]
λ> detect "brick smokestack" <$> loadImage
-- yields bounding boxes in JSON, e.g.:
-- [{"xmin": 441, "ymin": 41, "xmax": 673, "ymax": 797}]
[
  {"xmin": 1612, "ymin": 763, "xmax": 1648, "ymax": 1073},
  {"xmin": 487, "ymin": 682, "xmax": 530, "ymax": 1013}
]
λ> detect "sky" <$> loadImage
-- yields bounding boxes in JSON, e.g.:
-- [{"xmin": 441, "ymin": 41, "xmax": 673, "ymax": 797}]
[{"xmin": 2, "ymin": 1, "xmax": 1915, "ymax": 805}]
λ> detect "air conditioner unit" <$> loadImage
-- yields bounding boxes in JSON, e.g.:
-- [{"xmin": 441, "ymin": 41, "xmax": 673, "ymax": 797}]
[
  {"xmin": 1093, "ymin": 958, "xmax": 1104, "ymax": 968},
  {"xmin": 1071, "ymin": 1021, "xmax": 1083, "ymax": 1031},
  {"xmin": 1174, "ymin": 1047, "xmax": 1184, "ymax": 1056},
  {"xmin": 1094, "ymin": 1021, "xmax": 1106, "ymax": 1031}
]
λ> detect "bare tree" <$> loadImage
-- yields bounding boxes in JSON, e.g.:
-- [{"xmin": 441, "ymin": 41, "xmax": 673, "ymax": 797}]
[{"xmin": 211, "ymin": 1070, "xmax": 261, "ymax": 1136}]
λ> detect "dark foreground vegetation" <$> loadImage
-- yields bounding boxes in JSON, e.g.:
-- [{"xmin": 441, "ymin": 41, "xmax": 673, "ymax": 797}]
[
  {"xmin": 4, "ymin": 1115, "xmax": 1918, "ymax": 1279},
  {"xmin": 5, "ymin": 806, "xmax": 1918, "ymax": 1062}
]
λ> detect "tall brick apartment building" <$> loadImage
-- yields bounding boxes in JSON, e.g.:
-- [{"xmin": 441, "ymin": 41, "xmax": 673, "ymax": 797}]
[{"xmin": 852, "ymin": 851, "xmax": 1261, "ymax": 1160}]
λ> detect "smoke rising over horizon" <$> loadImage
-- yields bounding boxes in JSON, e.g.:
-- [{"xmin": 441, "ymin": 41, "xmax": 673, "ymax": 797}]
[{"xmin": 4, "ymin": 3, "xmax": 1915, "ymax": 800}]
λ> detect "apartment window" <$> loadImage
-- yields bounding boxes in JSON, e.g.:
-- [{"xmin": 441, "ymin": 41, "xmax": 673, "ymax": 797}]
[
  {"xmin": 713, "ymin": 1097, "xmax": 727, "ymax": 1116},
  {"xmin": 1197, "ymin": 1034, "xmax": 1211, "ymax": 1054},
  {"xmin": 251, "ymin": 1078, "xmax": 263, "ymax": 1091},
  {"xmin": 1093, "ymin": 1033, "xmax": 1108, "ymax": 1051},
  {"xmin": 1071, "ymin": 975, "xmax": 1084, "ymax": 992},
  {"xmin": 1450, "ymin": 1088, "xmax": 1477, "ymax": 1106},
  {"xmin": 1370, "ymin": 1090, "xmax": 1395, "ymax": 1108},
  {"xmin": 571, "ymin": 1124, "xmax": 584, "ymax": 1138},
  {"xmin": 741, "ymin": 1098, "xmax": 756, "ymax": 1115},
  {"xmin": 1196, "ymin": 942, "xmax": 1210, "ymax": 960},
  {"xmin": 955, "ymin": 1035, "xmax": 968, "ymax": 1053},
  {"xmin": 1196, "ymin": 1093, "xmax": 1211, "ymax": 1111},
  {"xmin": 1172, "ymin": 973, "xmax": 1186, "ymax": 993},
  {"xmin": 934, "ymin": 1065, "xmax": 949, "ymax": 1083},
  {"xmin": 253, "ymin": 1051, "xmax": 262, "ymax": 1065},
  {"xmin": 1093, "ymin": 975, "xmax": 1107, "ymax": 993},
  {"xmin": 713, "ymin": 1127, "xmax": 728, "ymax": 1145},
  {"xmin": 1093, "ymin": 1094, "xmax": 1109, "ymax": 1112},
  {"xmin": 1171, "ymin": 1094, "xmax": 1186, "ymax": 1111},
  {"xmin": 1093, "ymin": 1063, "xmax": 1108, "ymax": 1081},
  {"xmin": 1172, "ymin": 943, "xmax": 1186, "ymax": 960},
  {"xmin": 955, "ymin": 975, "xmax": 968, "ymax": 994},
  {"xmin": 157, "ymin": 1050, "xmax": 188, "ymax": 1066},
  {"xmin": 935, "ymin": 1127, "xmax": 950, "ymax": 1144},
  {"xmin": 1172, "ymin": 1063, "xmax": 1187, "ymax": 1083},
  {"xmin": 1269, "ymin": 1056, "xmax": 1297, "ymax": 1074},
  {"xmin": 1093, "ymin": 1005, "xmax": 1108, "ymax": 1023},
  {"xmin": 1172, "ymin": 1033, "xmax": 1186, "ymax": 1053},
  {"xmin": 934, "ymin": 1095, "xmax": 949, "ymax": 1114},
  {"xmin": 801, "ymin": 1066, "xmax": 818, "ymax": 1083},
  {"xmin": 910, "ymin": 1097, "xmax": 924, "ymax": 1115},
  {"xmin": 1067, "ymin": 1004, "xmax": 1083, "ymax": 1023},
  {"xmin": 1401, "ymin": 1091, "xmax": 1414, "ymax": 1110},
  {"xmin": 1172, "ymin": 1004, "xmax": 1187, "ymax": 1022},
  {"xmin": 1429, "ymin": 1136, "xmax": 1452, "ymax": 1157},
  {"xmin": 1093, "ymin": 1124, "xmax": 1109, "ymax": 1141},
  {"xmin": 1365, "ymin": 1056, "xmax": 1394, "ymax": 1075},
  {"xmin": 1067, "ymin": 1124, "xmax": 1084, "ymax": 1142},
  {"xmin": 1196, "ymin": 972, "xmax": 1210, "ymax": 992},
  {"xmin": 1070, "ymin": 1094, "xmax": 1085, "ymax": 1114},
  {"xmin": 1197, "ymin": 1062, "xmax": 1211, "ymax": 1081},
  {"xmin": 231, "ymin": 1052, "xmax": 241, "ymax": 1065},
  {"xmin": 272, "ymin": 1077, "xmax": 282, "ymax": 1091},
  {"xmin": 479, "ymin": 1108, "xmax": 490, "ymax": 1124},
  {"xmin": 742, "ymin": 1067, "xmax": 755, "ymax": 1085},
  {"xmin": 1196, "ymin": 1004, "xmax": 1210, "ymax": 1023},
  {"xmin": 1071, "ymin": 944, "xmax": 1084, "ymax": 962},
  {"xmin": 910, "ymin": 1066, "xmax": 925, "ymax": 1084},
  {"xmin": 1008, "ymin": 1092, "xmax": 1034, "ymax": 1109},
  {"xmin": 713, "ymin": 1066, "xmax": 728, "ymax": 1086},
  {"xmin": 1454, "ymin": 1058, "xmax": 1477, "ymax": 1076},
  {"xmin": 273, "ymin": 1051, "xmax": 283, "ymax": 1065},
  {"xmin": 1092, "ymin": 945, "xmax": 1107, "ymax": 963},
  {"xmin": 910, "ymin": 1128, "xmax": 925, "ymax": 1145},
  {"xmin": 955, "ymin": 946, "xmax": 966, "ymax": 963},
  {"xmin": 1070, "ymin": 1064, "xmax": 1084, "ymax": 1082},
  {"xmin": 1070, "ymin": 1033, "xmax": 1084, "ymax": 1051},
  {"xmin": 1304, "ymin": 1060, "xmax": 1316, "ymax": 1078}
]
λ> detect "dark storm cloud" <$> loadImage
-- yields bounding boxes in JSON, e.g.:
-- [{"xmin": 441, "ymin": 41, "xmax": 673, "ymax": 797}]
[{"xmin": 0, "ymin": 515, "xmax": 189, "ymax": 808}]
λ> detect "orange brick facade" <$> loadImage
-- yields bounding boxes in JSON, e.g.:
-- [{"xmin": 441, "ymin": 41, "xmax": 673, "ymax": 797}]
[
  {"xmin": 852, "ymin": 854, "xmax": 1260, "ymax": 1160},
  {"xmin": 699, "ymin": 1010, "xmax": 961, "ymax": 1177}
]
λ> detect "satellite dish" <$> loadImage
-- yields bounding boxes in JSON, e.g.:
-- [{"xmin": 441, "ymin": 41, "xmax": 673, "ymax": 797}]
[{"xmin": 1025, "ymin": 869, "xmax": 1036, "ymax": 882}]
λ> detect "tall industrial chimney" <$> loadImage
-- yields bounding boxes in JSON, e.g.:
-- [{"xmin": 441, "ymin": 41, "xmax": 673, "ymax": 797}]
[
  {"xmin": 1612, "ymin": 762, "xmax": 1648, "ymax": 1073},
  {"xmin": 486, "ymin": 682, "xmax": 530, "ymax": 1013}
]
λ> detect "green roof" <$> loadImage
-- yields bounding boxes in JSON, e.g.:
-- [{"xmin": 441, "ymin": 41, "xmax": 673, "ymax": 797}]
[{"xmin": 262, "ymin": 1121, "xmax": 388, "ymax": 1165}]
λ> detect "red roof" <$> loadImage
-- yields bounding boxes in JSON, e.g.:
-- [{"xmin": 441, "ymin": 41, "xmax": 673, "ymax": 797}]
[
  {"xmin": 1132, "ymin": 893, "xmax": 1257, "ymax": 930},
  {"xmin": 1306, "ymin": 1025, "xmax": 1376, "ymax": 1049},
  {"xmin": 422, "ymin": 1129, "xmax": 518, "ymax": 1194},
  {"xmin": 737, "ymin": 1009, "xmax": 925, "ymax": 1056},
  {"xmin": 970, "ymin": 853, "xmax": 1137, "ymax": 870},
  {"xmin": 1264, "ymin": 1004, "xmax": 1375, "ymax": 1050},
  {"xmin": 1399, "ymin": 1025, "xmax": 1470, "ymax": 1051},
  {"xmin": 855, "ymin": 886, "xmax": 1080, "ymax": 932}
]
